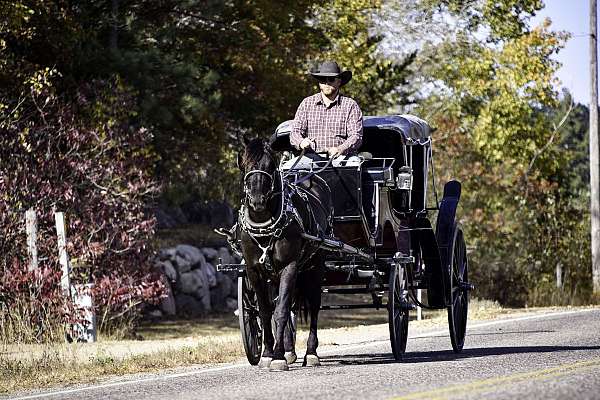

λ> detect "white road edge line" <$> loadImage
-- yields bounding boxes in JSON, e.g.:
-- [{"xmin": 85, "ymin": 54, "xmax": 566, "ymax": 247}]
[{"xmin": 8, "ymin": 308, "xmax": 598, "ymax": 400}]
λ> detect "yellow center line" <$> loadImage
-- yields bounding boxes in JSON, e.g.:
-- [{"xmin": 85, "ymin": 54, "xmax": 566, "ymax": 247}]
[{"xmin": 390, "ymin": 358, "xmax": 600, "ymax": 400}]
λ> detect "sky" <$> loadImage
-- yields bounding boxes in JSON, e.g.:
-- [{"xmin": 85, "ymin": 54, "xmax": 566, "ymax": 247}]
[{"xmin": 531, "ymin": 0, "xmax": 591, "ymax": 105}]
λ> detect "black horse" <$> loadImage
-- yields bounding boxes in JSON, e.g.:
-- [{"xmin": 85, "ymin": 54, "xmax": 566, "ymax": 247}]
[{"xmin": 237, "ymin": 136, "xmax": 332, "ymax": 371}]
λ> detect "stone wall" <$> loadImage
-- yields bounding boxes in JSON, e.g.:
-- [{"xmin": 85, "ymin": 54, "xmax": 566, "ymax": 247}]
[{"xmin": 151, "ymin": 244, "xmax": 240, "ymax": 318}]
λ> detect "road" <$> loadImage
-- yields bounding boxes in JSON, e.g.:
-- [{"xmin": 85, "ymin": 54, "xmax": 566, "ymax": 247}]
[{"xmin": 8, "ymin": 308, "xmax": 600, "ymax": 400}]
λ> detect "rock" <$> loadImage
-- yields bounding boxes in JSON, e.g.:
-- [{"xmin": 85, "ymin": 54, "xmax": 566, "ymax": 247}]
[
  {"xmin": 205, "ymin": 263, "xmax": 217, "ymax": 288},
  {"xmin": 160, "ymin": 280, "xmax": 176, "ymax": 316},
  {"xmin": 147, "ymin": 309, "xmax": 163, "ymax": 319},
  {"xmin": 173, "ymin": 254, "xmax": 192, "ymax": 273},
  {"xmin": 187, "ymin": 268, "xmax": 211, "ymax": 312},
  {"xmin": 198, "ymin": 289, "xmax": 211, "ymax": 312},
  {"xmin": 156, "ymin": 208, "xmax": 177, "ymax": 229},
  {"xmin": 218, "ymin": 247, "xmax": 233, "ymax": 265},
  {"xmin": 210, "ymin": 273, "xmax": 233, "ymax": 312},
  {"xmin": 201, "ymin": 247, "xmax": 219, "ymax": 261},
  {"xmin": 179, "ymin": 270, "xmax": 203, "ymax": 294},
  {"xmin": 226, "ymin": 297, "xmax": 238, "ymax": 311},
  {"xmin": 228, "ymin": 275, "xmax": 238, "ymax": 298},
  {"xmin": 159, "ymin": 247, "xmax": 177, "ymax": 260},
  {"xmin": 159, "ymin": 260, "xmax": 177, "ymax": 282},
  {"xmin": 175, "ymin": 294, "xmax": 204, "ymax": 317},
  {"xmin": 176, "ymin": 244, "xmax": 205, "ymax": 267}
]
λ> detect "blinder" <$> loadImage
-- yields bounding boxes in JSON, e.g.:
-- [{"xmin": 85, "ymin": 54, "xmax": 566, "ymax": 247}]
[{"xmin": 243, "ymin": 169, "xmax": 276, "ymax": 198}]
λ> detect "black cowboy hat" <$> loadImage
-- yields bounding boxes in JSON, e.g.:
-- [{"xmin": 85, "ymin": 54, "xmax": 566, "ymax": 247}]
[{"xmin": 309, "ymin": 61, "xmax": 352, "ymax": 86}]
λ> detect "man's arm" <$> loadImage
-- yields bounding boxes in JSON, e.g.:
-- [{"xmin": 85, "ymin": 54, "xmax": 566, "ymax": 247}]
[
  {"xmin": 290, "ymin": 99, "xmax": 308, "ymax": 150},
  {"xmin": 337, "ymin": 101, "xmax": 363, "ymax": 155}
]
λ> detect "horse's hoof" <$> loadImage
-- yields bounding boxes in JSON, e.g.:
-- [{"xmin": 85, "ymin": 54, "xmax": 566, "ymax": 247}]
[
  {"xmin": 303, "ymin": 354, "xmax": 320, "ymax": 367},
  {"xmin": 284, "ymin": 351, "xmax": 297, "ymax": 365},
  {"xmin": 258, "ymin": 357, "xmax": 272, "ymax": 368},
  {"xmin": 269, "ymin": 359, "xmax": 289, "ymax": 371}
]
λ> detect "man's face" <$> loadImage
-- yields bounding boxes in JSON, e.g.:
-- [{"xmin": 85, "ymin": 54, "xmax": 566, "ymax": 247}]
[{"xmin": 318, "ymin": 76, "xmax": 341, "ymax": 96}]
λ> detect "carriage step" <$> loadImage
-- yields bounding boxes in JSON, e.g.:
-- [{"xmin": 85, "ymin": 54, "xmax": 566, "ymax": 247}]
[
  {"xmin": 216, "ymin": 263, "xmax": 246, "ymax": 272},
  {"xmin": 460, "ymin": 282, "xmax": 475, "ymax": 291}
]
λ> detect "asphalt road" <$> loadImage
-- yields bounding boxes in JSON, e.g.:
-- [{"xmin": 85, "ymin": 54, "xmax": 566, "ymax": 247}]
[{"xmin": 9, "ymin": 308, "xmax": 600, "ymax": 400}]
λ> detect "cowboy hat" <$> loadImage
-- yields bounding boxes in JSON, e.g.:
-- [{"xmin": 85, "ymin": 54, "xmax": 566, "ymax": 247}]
[{"xmin": 309, "ymin": 61, "xmax": 352, "ymax": 86}]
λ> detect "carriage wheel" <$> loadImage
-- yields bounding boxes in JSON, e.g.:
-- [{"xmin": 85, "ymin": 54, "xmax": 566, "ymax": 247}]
[
  {"xmin": 447, "ymin": 225, "xmax": 469, "ymax": 353},
  {"xmin": 238, "ymin": 275, "xmax": 263, "ymax": 365},
  {"xmin": 388, "ymin": 263, "xmax": 409, "ymax": 360}
]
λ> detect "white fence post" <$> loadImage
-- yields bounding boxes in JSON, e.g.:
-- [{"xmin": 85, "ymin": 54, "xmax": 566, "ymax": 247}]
[
  {"xmin": 25, "ymin": 209, "xmax": 39, "ymax": 271},
  {"xmin": 55, "ymin": 212, "xmax": 97, "ymax": 342},
  {"xmin": 54, "ymin": 212, "xmax": 71, "ymax": 297},
  {"xmin": 556, "ymin": 263, "xmax": 563, "ymax": 289}
]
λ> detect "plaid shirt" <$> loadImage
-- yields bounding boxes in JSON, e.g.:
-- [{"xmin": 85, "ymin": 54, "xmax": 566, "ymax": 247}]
[{"xmin": 290, "ymin": 93, "xmax": 363, "ymax": 155}]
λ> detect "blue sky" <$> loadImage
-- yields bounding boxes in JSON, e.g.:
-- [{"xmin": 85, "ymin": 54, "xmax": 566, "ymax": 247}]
[{"xmin": 531, "ymin": 1, "xmax": 590, "ymax": 105}]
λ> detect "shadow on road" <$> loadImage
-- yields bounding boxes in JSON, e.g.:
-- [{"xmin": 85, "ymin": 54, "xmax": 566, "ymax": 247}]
[
  {"xmin": 419, "ymin": 329, "xmax": 556, "ymax": 339},
  {"xmin": 322, "ymin": 345, "xmax": 600, "ymax": 366}
]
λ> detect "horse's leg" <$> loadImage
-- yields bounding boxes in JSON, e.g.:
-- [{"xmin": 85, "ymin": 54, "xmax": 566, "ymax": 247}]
[
  {"xmin": 269, "ymin": 261, "xmax": 297, "ymax": 371},
  {"xmin": 303, "ymin": 263, "xmax": 323, "ymax": 367},
  {"xmin": 283, "ymin": 295, "xmax": 297, "ymax": 365},
  {"xmin": 246, "ymin": 268, "xmax": 275, "ymax": 368}
]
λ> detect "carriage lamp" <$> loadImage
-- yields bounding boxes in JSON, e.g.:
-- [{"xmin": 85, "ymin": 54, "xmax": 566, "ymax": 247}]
[{"xmin": 396, "ymin": 166, "xmax": 413, "ymax": 190}]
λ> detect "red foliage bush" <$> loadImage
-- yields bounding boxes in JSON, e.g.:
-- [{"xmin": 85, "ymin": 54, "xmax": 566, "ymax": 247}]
[
  {"xmin": 0, "ymin": 259, "xmax": 68, "ymax": 342},
  {"xmin": 0, "ymin": 76, "xmax": 164, "ymax": 339}
]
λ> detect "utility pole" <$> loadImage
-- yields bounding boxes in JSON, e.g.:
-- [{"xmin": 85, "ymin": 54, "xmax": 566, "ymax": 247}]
[{"xmin": 590, "ymin": 0, "xmax": 600, "ymax": 294}]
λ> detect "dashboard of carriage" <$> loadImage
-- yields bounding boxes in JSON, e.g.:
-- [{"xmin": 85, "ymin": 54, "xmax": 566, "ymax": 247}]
[{"xmin": 270, "ymin": 114, "xmax": 434, "ymax": 250}]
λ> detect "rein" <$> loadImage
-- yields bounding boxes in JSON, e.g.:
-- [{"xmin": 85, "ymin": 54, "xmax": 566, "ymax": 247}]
[
  {"xmin": 281, "ymin": 148, "xmax": 335, "ymax": 186},
  {"xmin": 292, "ymin": 156, "xmax": 334, "ymax": 186}
]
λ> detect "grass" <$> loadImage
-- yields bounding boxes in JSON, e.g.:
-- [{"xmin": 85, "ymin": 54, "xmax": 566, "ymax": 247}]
[{"xmin": 0, "ymin": 298, "xmax": 592, "ymax": 395}]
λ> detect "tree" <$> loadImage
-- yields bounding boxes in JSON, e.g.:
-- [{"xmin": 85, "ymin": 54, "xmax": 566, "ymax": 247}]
[{"xmin": 382, "ymin": 0, "xmax": 592, "ymax": 305}]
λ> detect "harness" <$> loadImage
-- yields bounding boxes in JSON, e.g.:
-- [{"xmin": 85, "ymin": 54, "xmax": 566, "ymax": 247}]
[{"xmin": 240, "ymin": 167, "xmax": 328, "ymax": 270}]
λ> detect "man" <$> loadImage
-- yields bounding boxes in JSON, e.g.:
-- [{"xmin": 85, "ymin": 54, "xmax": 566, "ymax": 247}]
[
  {"xmin": 286, "ymin": 60, "xmax": 363, "ymax": 168},
  {"xmin": 217, "ymin": 61, "xmax": 363, "ymax": 242}
]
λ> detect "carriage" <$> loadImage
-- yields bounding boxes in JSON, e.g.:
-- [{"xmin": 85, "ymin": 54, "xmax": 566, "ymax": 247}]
[{"xmin": 218, "ymin": 114, "xmax": 474, "ymax": 364}]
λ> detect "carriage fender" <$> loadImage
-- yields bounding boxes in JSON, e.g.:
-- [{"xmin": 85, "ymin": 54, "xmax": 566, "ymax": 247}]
[{"xmin": 435, "ymin": 180, "xmax": 462, "ymax": 304}]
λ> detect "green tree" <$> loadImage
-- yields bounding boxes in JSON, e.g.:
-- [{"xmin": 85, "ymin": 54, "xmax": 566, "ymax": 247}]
[{"xmin": 390, "ymin": 0, "xmax": 592, "ymax": 305}]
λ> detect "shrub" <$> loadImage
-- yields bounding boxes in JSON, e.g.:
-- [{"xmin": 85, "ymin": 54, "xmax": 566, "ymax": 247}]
[{"xmin": 0, "ymin": 74, "xmax": 164, "ymax": 341}]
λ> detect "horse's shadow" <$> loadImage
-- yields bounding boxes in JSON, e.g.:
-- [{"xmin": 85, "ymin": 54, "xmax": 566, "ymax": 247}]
[{"xmin": 321, "ymin": 344, "xmax": 600, "ymax": 366}]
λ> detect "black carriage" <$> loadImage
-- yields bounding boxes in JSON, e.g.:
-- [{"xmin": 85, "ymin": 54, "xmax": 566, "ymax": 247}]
[{"xmin": 220, "ymin": 114, "xmax": 474, "ymax": 363}]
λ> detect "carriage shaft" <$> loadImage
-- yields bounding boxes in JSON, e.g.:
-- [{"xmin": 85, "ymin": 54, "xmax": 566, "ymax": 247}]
[{"xmin": 301, "ymin": 233, "xmax": 373, "ymax": 263}]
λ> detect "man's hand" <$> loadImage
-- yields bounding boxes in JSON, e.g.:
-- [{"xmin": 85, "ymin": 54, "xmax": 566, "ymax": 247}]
[
  {"xmin": 327, "ymin": 146, "xmax": 342, "ymax": 158},
  {"xmin": 300, "ymin": 137, "xmax": 314, "ymax": 150}
]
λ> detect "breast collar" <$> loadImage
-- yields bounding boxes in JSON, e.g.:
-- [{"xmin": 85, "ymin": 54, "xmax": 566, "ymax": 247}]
[{"xmin": 239, "ymin": 173, "xmax": 305, "ymax": 266}]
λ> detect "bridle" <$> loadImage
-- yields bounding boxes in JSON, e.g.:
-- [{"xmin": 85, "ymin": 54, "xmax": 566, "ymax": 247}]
[
  {"xmin": 243, "ymin": 169, "xmax": 276, "ymax": 199},
  {"xmin": 240, "ymin": 160, "xmax": 302, "ymax": 266},
  {"xmin": 238, "ymin": 146, "xmax": 333, "ymax": 269}
]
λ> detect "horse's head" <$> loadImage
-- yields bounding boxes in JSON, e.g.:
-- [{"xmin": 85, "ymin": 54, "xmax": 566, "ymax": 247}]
[{"xmin": 238, "ymin": 136, "xmax": 277, "ymax": 214}]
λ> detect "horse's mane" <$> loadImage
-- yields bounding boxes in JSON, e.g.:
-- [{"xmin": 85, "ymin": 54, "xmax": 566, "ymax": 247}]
[{"xmin": 243, "ymin": 138, "xmax": 271, "ymax": 169}]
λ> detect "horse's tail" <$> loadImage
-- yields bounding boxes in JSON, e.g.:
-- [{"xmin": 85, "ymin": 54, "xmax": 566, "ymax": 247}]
[{"xmin": 294, "ymin": 257, "xmax": 324, "ymax": 324}]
